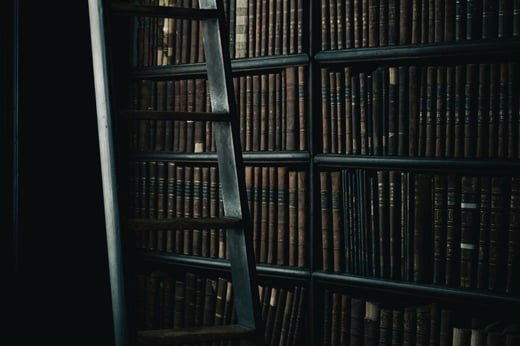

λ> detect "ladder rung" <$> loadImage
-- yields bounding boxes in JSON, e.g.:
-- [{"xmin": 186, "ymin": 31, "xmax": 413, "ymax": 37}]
[
  {"xmin": 111, "ymin": 2, "xmax": 219, "ymax": 20},
  {"xmin": 128, "ymin": 217, "xmax": 243, "ymax": 230},
  {"xmin": 120, "ymin": 110, "xmax": 230, "ymax": 122},
  {"xmin": 137, "ymin": 324, "xmax": 256, "ymax": 345}
]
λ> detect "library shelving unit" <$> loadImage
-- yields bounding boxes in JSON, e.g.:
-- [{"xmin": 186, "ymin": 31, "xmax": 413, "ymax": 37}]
[
  {"xmin": 105, "ymin": 0, "xmax": 520, "ymax": 345},
  {"xmin": 313, "ymin": 1, "xmax": 520, "ymax": 345}
]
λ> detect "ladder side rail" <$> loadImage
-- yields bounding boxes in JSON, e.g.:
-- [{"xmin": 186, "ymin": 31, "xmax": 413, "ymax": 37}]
[
  {"xmin": 88, "ymin": 1, "xmax": 128, "ymax": 345},
  {"xmin": 199, "ymin": 0, "xmax": 263, "ymax": 343}
]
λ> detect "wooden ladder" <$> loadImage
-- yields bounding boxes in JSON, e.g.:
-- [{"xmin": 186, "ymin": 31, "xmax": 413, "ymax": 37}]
[{"xmin": 88, "ymin": 0, "xmax": 263, "ymax": 344}]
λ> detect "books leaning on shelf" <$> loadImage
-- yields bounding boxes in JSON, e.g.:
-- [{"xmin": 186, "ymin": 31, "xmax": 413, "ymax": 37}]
[{"xmin": 137, "ymin": 270, "xmax": 306, "ymax": 345}]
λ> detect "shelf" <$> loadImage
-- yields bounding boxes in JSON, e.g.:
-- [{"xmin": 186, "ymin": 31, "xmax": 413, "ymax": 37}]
[
  {"xmin": 140, "ymin": 252, "xmax": 311, "ymax": 280},
  {"xmin": 131, "ymin": 151, "xmax": 310, "ymax": 164},
  {"xmin": 314, "ymin": 154, "xmax": 520, "ymax": 173},
  {"xmin": 315, "ymin": 38, "xmax": 520, "ymax": 65},
  {"xmin": 130, "ymin": 54, "xmax": 309, "ymax": 79},
  {"xmin": 313, "ymin": 272, "xmax": 520, "ymax": 306}
]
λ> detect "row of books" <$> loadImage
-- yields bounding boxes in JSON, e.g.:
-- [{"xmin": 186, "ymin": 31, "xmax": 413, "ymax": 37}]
[
  {"xmin": 234, "ymin": 0, "xmax": 304, "ymax": 58},
  {"xmin": 321, "ymin": 0, "xmax": 520, "ymax": 50},
  {"xmin": 319, "ymin": 170, "xmax": 520, "ymax": 294},
  {"xmin": 321, "ymin": 62, "xmax": 519, "ymax": 158},
  {"xmin": 130, "ymin": 0, "xmax": 304, "ymax": 67},
  {"xmin": 136, "ymin": 270, "xmax": 306, "ymax": 346},
  {"xmin": 129, "ymin": 66, "xmax": 306, "ymax": 153},
  {"xmin": 322, "ymin": 290, "xmax": 520, "ymax": 346},
  {"xmin": 129, "ymin": 161, "xmax": 308, "ymax": 267}
]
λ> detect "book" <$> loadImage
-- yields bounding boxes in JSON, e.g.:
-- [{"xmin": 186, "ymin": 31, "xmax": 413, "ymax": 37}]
[
  {"xmin": 459, "ymin": 175, "xmax": 480, "ymax": 289},
  {"xmin": 364, "ymin": 301, "xmax": 380, "ymax": 346},
  {"xmin": 350, "ymin": 298, "xmax": 365, "ymax": 346},
  {"xmin": 507, "ymin": 177, "xmax": 520, "ymax": 294},
  {"xmin": 321, "ymin": 171, "xmax": 332, "ymax": 271},
  {"xmin": 488, "ymin": 176, "xmax": 508, "ymax": 292}
]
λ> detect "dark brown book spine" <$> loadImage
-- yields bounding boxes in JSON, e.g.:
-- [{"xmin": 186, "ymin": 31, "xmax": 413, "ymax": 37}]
[
  {"xmin": 408, "ymin": 66, "xmax": 419, "ymax": 156},
  {"xmin": 414, "ymin": 174, "xmax": 433, "ymax": 283},
  {"xmin": 388, "ymin": 0, "xmax": 399, "ymax": 45},
  {"xmin": 360, "ymin": 72, "xmax": 368, "ymax": 155},
  {"xmin": 330, "ymin": 71, "xmax": 338, "ymax": 153},
  {"xmin": 209, "ymin": 166, "xmax": 218, "ymax": 258},
  {"xmin": 322, "ymin": 0, "xmax": 330, "ymax": 50},
  {"xmin": 297, "ymin": 171, "xmax": 307, "ymax": 267},
  {"xmin": 279, "ymin": 289, "xmax": 294, "ymax": 346},
  {"xmin": 182, "ymin": 166, "xmax": 193, "ymax": 255},
  {"xmin": 379, "ymin": 307, "xmax": 392, "ymax": 345},
  {"xmin": 323, "ymin": 289, "xmax": 332, "ymax": 346},
  {"xmin": 398, "ymin": 66, "xmax": 409, "ymax": 156},
  {"xmin": 507, "ymin": 177, "xmax": 520, "ymax": 294},
  {"xmin": 288, "ymin": 170, "xmax": 298, "ymax": 267},
  {"xmin": 322, "ymin": 69, "xmax": 331, "ymax": 154},
  {"xmin": 156, "ymin": 161, "xmax": 166, "ymax": 252},
  {"xmin": 351, "ymin": 70, "xmax": 361, "ymax": 154},
  {"xmin": 372, "ymin": 68, "xmax": 383, "ymax": 156},
  {"xmin": 166, "ymin": 162, "xmax": 176, "ymax": 252},
  {"xmin": 192, "ymin": 166, "xmax": 201, "ymax": 256},
  {"xmin": 321, "ymin": 171, "xmax": 332, "ymax": 271},
  {"xmin": 445, "ymin": 175, "xmax": 461, "ymax": 286},
  {"xmin": 364, "ymin": 302, "xmax": 380, "ymax": 346},
  {"xmin": 147, "ymin": 161, "xmax": 157, "ymax": 250},
  {"xmin": 388, "ymin": 67, "xmax": 398, "ymax": 155},
  {"xmin": 416, "ymin": 305, "xmax": 431, "ymax": 346},
  {"xmin": 259, "ymin": 74, "xmax": 268, "ymax": 151},
  {"xmin": 391, "ymin": 308, "xmax": 404, "ymax": 345},
  {"xmin": 399, "ymin": 0, "xmax": 411, "ymax": 44},
  {"xmin": 433, "ymin": 175, "xmax": 447, "ymax": 285},
  {"xmin": 425, "ymin": 66, "xmax": 436, "ymax": 158},
  {"xmin": 277, "ymin": 167, "xmax": 288, "ymax": 266},
  {"xmin": 455, "ymin": 0, "xmax": 466, "ymax": 41},
  {"xmin": 482, "ymin": 0, "xmax": 498, "ymax": 39},
  {"xmin": 389, "ymin": 171, "xmax": 401, "ymax": 280},
  {"xmin": 298, "ymin": 66, "xmax": 307, "ymax": 151},
  {"xmin": 403, "ymin": 306, "xmax": 416, "ymax": 346},
  {"xmin": 488, "ymin": 176, "xmax": 509, "ymax": 292},
  {"xmin": 459, "ymin": 176, "xmax": 480, "ymax": 289},
  {"xmin": 439, "ymin": 308, "xmax": 453, "ymax": 346},
  {"xmin": 444, "ymin": 0, "xmax": 455, "ymax": 41},
  {"xmin": 454, "ymin": 65, "xmax": 465, "ymax": 158},
  {"xmin": 498, "ymin": 0, "xmax": 513, "ymax": 38},
  {"xmin": 379, "ymin": 0, "xmax": 388, "ymax": 46},
  {"xmin": 476, "ymin": 64, "xmax": 490, "ymax": 159},
  {"xmin": 507, "ymin": 63, "xmax": 518, "ymax": 159},
  {"xmin": 464, "ymin": 64, "xmax": 478, "ymax": 158},
  {"xmin": 202, "ymin": 278, "xmax": 216, "ymax": 326},
  {"xmin": 251, "ymin": 166, "xmax": 260, "ymax": 261},
  {"xmin": 331, "ymin": 171, "xmax": 344, "ymax": 273},
  {"xmin": 477, "ymin": 176, "xmax": 491, "ymax": 290},
  {"xmin": 330, "ymin": 292, "xmax": 341, "ymax": 346},
  {"xmin": 378, "ymin": 170, "xmax": 390, "ymax": 278},
  {"xmin": 369, "ymin": 0, "xmax": 379, "ymax": 47},
  {"xmin": 435, "ymin": 66, "xmax": 447, "ymax": 158},
  {"xmin": 350, "ymin": 298, "xmax": 365, "ymax": 346},
  {"xmin": 344, "ymin": 67, "xmax": 353, "ymax": 154},
  {"xmin": 466, "ymin": 0, "xmax": 482, "ymax": 40},
  {"xmin": 260, "ymin": 166, "xmax": 268, "ymax": 263},
  {"xmin": 434, "ymin": 0, "xmax": 445, "ymax": 42},
  {"xmin": 267, "ymin": 166, "xmax": 277, "ymax": 264}
]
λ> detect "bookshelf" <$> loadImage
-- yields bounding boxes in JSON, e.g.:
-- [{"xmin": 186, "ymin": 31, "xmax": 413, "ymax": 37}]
[
  {"xmin": 313, "ymin": 0, "xmax": 520, "ymax": 345},
  {"xmin": 106, "ymin": 0, "xmax": 520, "ymax": 344}
]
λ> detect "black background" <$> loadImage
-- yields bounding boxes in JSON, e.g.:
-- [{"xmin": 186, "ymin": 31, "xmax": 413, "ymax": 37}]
[{"xmin": 14, "ymin": 0, "xmax": 114, "ymax": 344}]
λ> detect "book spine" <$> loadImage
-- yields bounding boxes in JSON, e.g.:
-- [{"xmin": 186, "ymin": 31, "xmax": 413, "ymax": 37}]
[
  {"xmin": 506, "ymin": 177, "xmax": 520, "ymax": 294},
  {"xmin": 459, "ymin": 176, "xmax": 480, "ymax": 289},
  {"xmin": 321, "ymin": 171, "xmax": 332, "ymax": 271},
  {"xmin": 477, "ymin": 176, "xmax": 491, "ymax": 290}
]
